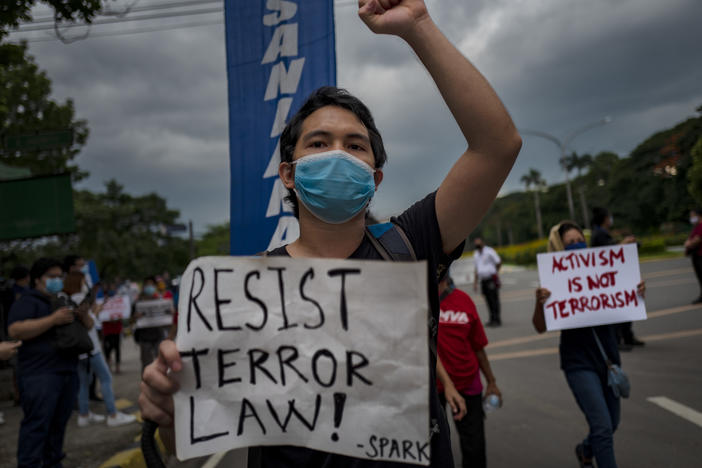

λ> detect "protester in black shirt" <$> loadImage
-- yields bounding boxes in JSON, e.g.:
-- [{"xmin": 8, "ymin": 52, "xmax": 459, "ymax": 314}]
[
  {"xmin": 138, "ymin": 1, "xmax": 522, "ymax": 465},
  {"xmin": 8, "ymin": 258, "xmax": 90, "ymax": 468},
  {"xmin": 533, "ymin": 221, "xmax": 645, "ymax": 468}
]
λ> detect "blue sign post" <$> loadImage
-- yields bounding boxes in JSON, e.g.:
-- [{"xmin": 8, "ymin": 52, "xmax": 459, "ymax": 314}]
[{"xmin": 224, "ymin": 0, "xmax": 336, "ymax": 255}]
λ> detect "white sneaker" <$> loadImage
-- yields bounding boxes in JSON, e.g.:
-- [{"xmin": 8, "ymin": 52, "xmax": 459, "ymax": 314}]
[
  {"xmin": 77, "ymin": 412, "xmax": 105, "ymax": 427},
  {"xmin": 107, "ymin": 411, "xmax": 137, "ymax": 427}
]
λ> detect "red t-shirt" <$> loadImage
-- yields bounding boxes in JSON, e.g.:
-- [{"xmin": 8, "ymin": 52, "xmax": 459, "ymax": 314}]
[
  {"xmin": 436, "ymin": 287, "xmax": 488, "ymax": 395},
  {"xmin": 690, "ymin": 222, "xmax": 702, "ymax": 256}
]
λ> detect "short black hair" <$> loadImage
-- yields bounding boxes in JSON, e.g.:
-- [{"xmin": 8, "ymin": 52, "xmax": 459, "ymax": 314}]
[
  {"xmin": 30, "ymin": 258, "xmax": 62, "ymax": 288},
  {"xmin": 591, "ymin": 207, "xmax": 609, "ymax": 227},
  {"xmin": 62, "ymin": 254, "xmax": 83, "ymax": 272},
  {"xmin": 279, "ymin": 86, "xmax": 387, "ymax": 217},
  {"xmin": 143, "ymin": 276, "xmax": 156, "ymax": 285},
  {"xmin": 10, "ymin": 265, "xmax": 29, "ymax": 281}
]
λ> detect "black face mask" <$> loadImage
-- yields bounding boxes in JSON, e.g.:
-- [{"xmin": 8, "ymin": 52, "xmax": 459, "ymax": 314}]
[{"xmin": 474, "ymin": 244, "xmax": 483, "ymax": 250}]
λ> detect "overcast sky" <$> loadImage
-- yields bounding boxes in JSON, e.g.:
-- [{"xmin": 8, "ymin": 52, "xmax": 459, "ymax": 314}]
[{"xmin": 11, "ymin": 0, "xmax": 702, "ymax": 235}]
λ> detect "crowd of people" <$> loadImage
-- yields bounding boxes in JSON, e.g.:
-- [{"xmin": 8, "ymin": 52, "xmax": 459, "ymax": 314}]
[{"xmin": 0, "ymin": 253, "xmax": 178, "ymax": 467}]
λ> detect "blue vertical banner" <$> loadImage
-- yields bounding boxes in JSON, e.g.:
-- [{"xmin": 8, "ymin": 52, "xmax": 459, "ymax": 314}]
[{"xmin": 225, "ymin": 0, "xmax": 337, "ymax": 255}]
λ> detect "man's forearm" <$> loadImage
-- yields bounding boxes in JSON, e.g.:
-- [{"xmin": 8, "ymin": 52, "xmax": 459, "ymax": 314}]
[
  {"xmin": 9, "ymin": 315, "xmax": 56, "ymax": 341},
  {"xmin": 476, "ymin": 349, "xmax": 496, "ymax": 384},
  {"xmin": 436, "ymin": 356, "xmax": 456, "ymax": 391}
]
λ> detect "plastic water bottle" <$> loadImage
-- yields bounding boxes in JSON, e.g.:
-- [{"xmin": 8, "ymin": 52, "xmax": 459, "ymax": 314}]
[{"xmin": 483, "ymin": 394, "xmax": 501, "ymax": 414}]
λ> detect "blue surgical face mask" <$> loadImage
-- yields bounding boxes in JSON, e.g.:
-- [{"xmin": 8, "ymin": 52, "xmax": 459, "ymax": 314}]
[
  {"xmin": 292, "ymin": 150, "xmax": 376, "ymax": 224},
  {"xmin": 565, "ymin": 241, "xmax": 587, "ymax": 250},
  {"xmin": 45, "ymin": 277, "xmax": 64, "ymax": 294},
  {"xmin": 143, "ymin": 285, "xmax": 157, "ymax": 296},
  {"xmin": 80, "ymin": 264, "xmax": 90, "ymax": 275}
]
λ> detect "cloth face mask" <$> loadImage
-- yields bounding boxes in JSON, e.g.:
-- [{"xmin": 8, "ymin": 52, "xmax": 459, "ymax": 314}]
[{"xmin": 292, "ymin": 150, "xmax": 376, "ymax": 224}]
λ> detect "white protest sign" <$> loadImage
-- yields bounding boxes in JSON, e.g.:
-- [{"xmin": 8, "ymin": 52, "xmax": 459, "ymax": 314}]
[
  {"xmin": 98, "ymin": 295, "xmax": 131, "ymax": 322},
  {"xmin": 173, "ymin": 256, "xmax": 431, "ymax": 464},
  {"xmin": 135, "ymin": 298, "xmax": 173, "ymax": 328},
  {"xmin": 537, "ymin": 244, "xmax": 646, "ymax": 331}
]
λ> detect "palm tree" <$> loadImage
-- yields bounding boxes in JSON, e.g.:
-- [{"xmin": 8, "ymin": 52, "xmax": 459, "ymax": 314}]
[
  {"xmin": 565, "ymin": 152, "xmax": 593, "ymax": 227},
  {"xmin": 521, "ymin": 168, "xmax": 546, "ymax": 239}
]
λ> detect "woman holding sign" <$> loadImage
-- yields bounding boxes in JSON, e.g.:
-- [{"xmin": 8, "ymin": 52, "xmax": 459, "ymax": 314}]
[
  {"xmin": 533, "ymin": 221, "xmax": 645, "ymax": 468},
  {"xmin": 139, "ymin": 0, "xmax": 522, "ymax": 466}
]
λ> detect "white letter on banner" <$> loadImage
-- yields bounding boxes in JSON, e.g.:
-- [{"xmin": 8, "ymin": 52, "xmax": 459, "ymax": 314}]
[
  {"xmin": 265, "ymin": 178, "xmax": 294, "ymax": 217},
  {"xmin": 263, "ymin": 0, "xmax": 298, "ymax": 26},
  {"xmin": 270, "ymin": 98, "xmax": 293, "ymax": 137},
  {"xmin": 267, "ymin": 216, "xmax": 300, "ymax": 250},
  {"xmin": 263, "ymin": 140, "xmax": 281, "ymax": 179},
  {"xmin": 264, "ymin": 58, "xmax": 306, "ymax": 101},
  {"xmin": 261, "ymin": 24, "xmax": 299, "ymax": 64}
]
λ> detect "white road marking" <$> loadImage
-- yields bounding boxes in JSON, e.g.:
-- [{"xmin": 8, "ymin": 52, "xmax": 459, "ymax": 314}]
[{"xmin": 647, "ymin": 396, "xmax": 702, "ymax": 428}]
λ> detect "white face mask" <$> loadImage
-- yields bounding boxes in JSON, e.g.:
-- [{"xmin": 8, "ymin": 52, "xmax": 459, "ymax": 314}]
[{"xmin": 691, "ymin": 216, "xmax": 700, "ymax": 225}]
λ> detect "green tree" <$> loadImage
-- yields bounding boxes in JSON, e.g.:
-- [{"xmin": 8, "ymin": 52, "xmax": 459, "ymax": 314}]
[
  {"xmin": 687, "ymin": 137, "xmax": 702, "ymax": 205},
  {"xmin": 0, "ymin": 41, "xmax": 89, "ymax": 180},
  {"xmin": 520, "ymin": 168, "xmax": 546, "ymax": 239},
  {"xmin": 1, "ymin": 180, "xmax": 190, "ymax": 280},
  {"xmin": 1, "ymin": 0, "xmax": 101, "ymax": 39},
  {"xmin": 197, "ymin": 223, "xmax": 230, "ymax": 256}
]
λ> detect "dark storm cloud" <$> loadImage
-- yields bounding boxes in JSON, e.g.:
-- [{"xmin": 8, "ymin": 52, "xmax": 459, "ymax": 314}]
[{"xmin": 12, "ymin": 0, "xmax": 702, "ymax": 230}]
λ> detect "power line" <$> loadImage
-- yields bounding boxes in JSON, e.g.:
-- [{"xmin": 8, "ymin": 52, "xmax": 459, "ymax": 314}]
[
  {"xmin": 8, "ymin": 0, "xmax": 360, "ymax": 43},
  {"xmin": 28, "ymin": 0, "xmax": 222, "ymax": 24},
  {"xmin": 14, "ymin": 6, "xmax": 223, "ymax": 33},
  {"xmin": 14, "ymin": 18, "xmax": 224, "ymax": 44}
]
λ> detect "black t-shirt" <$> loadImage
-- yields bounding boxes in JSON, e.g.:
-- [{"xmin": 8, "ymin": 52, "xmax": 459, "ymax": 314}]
[
  {"xmin": 8, "ymin": 289, "xmax": 78, "ymax": 377},
  {"xmin": 559, "ymin": 324, "xmax": 620, "ymax": 377},
  {"xmin": 591, "ymin": 226, "xmax": 615, "ymax": 247},
  {"xmin": 562, "ymin": 225, "xmax": 620, "ymax": 378},
  {"xmin": 258, "ymin": 192, "xmax": 464, "ymax": 468}
]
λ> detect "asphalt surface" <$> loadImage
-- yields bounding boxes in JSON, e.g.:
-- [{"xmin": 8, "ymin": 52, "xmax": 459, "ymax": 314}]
[{"xmin": 0, "ymin": 256, "xmax": 700, "ymax": 468}]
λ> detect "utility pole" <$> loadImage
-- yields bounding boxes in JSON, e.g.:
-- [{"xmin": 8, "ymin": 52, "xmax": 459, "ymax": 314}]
[{"xmin": 521, "ymin": 117, "xmax": 611, "ymax": 220}]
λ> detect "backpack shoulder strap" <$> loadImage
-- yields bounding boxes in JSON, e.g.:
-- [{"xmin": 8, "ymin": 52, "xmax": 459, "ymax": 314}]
[{"xmin": 365, "ymin": 222, "xmax": 417, "ymax": 262}]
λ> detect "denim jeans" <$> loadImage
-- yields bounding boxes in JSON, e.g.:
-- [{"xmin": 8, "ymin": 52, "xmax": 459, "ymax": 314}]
[
  {"xmin": 17, "ymin": 371, "xmax": 79, "ymax": 468},
  {"xmin": 565, "ymin": 369, "xmax": 620, "ymax": 468},
  {"xmin": 78, "ymin": 352, "xmax": 116, "ymax": 415}
]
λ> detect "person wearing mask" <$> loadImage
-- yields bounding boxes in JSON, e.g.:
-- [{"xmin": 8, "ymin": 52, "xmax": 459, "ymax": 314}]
[
  {"xmin": 438, "ymin": 275, "xmax": 500, "ymax": 468},
  {"xmin": 7, "ymin": 258, "xmax": 92, "ymax": 467},
  {"xmin": 64, "ymin": 272, "xmax": 136, "ymax": 428},
  {"xmin": 472, "ymin": 237, "xmax": 503, "ymax": 326},
  {"xmin": 533, "ymin": 221, "xmax": 645, "ymax": 468},
  {"xmin": 138, "ymin": 0, "xmax": 523, "ymax": 465},
  {"xmin": 684, "ymin": 208, "xmax": 702, "ymax": 304},
  {"xmin": 590, "ymin": 207, "xmax": 643, "ymax": 349},
  {"xmin": 101, "ymin": 283, "xmax": 125, "ymax": 375},
  {"xmin": 132, "ymin": 277, "xmax": 171, "ymax": 370}
]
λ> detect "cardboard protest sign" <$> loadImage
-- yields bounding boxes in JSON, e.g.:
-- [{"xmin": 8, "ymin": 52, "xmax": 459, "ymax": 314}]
[
  {"xmin": 173, "ymin": 256, "xmax": 431, "ymax": 464},
  {"xmin": 135, "ymin": 298, "xmax": 173, "ymax": 328},
  {"xmin": 98, "ymin": 295, "xmax": 131, "ymax": 322},
  {"xmin": 537, "ymin": 244, "xmax": 646, "ymax": 331}
]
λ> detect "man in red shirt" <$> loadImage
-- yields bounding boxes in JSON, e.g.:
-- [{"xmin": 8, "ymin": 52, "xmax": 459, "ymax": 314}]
[
  {"xmin": 437, "ymin": 275, "xmax": 501, "ymax": 468},
  {"xmin": 685, "ymin": 208, "xmax": 702, "ymax": 304}
]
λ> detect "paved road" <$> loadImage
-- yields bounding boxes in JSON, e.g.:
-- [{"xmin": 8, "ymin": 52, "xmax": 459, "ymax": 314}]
[{"xmin": 1, "ymin": 256, "xmax": 699, "ymax": 467}]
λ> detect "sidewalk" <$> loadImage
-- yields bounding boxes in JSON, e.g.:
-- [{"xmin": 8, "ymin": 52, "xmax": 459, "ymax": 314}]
[{"xmin": 0, "ymin": 337, "xmax": 143, "ymax": 468}]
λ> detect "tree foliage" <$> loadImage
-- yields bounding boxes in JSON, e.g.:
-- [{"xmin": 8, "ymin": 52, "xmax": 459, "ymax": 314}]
[
  {"xmin": 1, "ymin": 0, "xmax": 101, "ymax": 39},
  {"xmin": 0, "ymin": 41, "xmax": 89, "ymax": 180},
  {"xmin": 197, "ymin": 222, "xmax": 230, "ymax": 256},
  {"xmin": 1, "ymin": 180, "xmax": 190, "ymax": 280},
  {"xmin": 686, "ymin": 137, "xmax": 702, "ymax": 206},
  {"xmin": 473, "ymin": 110, "xmax": 702, "ymax": 245}
]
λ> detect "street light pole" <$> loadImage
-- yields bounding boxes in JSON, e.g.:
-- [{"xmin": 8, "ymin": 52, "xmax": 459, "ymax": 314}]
[{"xmin": 521, "ymin": 117, "xmax": 611, "ymax": 221}]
